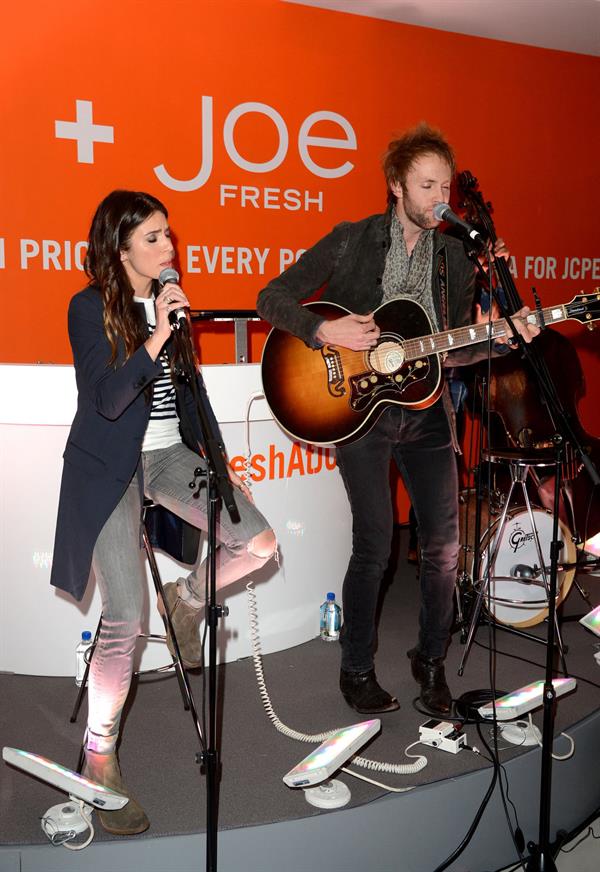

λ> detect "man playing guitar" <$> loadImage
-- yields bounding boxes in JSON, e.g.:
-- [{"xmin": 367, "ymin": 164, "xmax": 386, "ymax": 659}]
[{"xmin": 257, "ymin": 124, "xmax": 538, "ymax": 716}]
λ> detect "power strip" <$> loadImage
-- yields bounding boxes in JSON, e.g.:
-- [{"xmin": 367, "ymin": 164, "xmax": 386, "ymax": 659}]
[{"xmin": 419, "ymin": 719, "xmax": 466, "ymax": 754}]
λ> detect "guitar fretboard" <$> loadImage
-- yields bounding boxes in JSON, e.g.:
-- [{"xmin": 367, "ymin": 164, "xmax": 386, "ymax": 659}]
[{"xmin": 403, "ymin": 304, "xmax": 569, "ymax": 361}]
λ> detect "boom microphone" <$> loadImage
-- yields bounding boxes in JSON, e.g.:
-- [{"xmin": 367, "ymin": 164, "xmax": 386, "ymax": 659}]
[
  {"xmin": 432, "ymin": 202, "xmax": 483, "ymax": 244},
  {"xmin": 158, "ymin": 267, "xmax": 187, "ymax": 328}
]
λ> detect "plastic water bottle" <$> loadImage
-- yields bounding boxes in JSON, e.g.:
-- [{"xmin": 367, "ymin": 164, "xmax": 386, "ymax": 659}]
[
  {"xmin": 75, "ymin": 631, "xmax": 93, "ymax": 686},
  {"xmin": 320, "ymin": 592, "xmax": 341, "ymax": 641}
]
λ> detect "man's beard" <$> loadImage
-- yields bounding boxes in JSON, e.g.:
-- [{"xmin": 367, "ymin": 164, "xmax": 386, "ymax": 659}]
[{"xmin": 403, "ymin": 196, "xmax": 436, "ymax": 230}]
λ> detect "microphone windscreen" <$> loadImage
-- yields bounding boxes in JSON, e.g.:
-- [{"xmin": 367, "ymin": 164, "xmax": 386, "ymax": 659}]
[
  {"xmin": 158, "ymin": 267, "xmax": 179, "ymax": 287},
  {"xmin": 433, "ymin": 202, "xmax": 451, "ymax": 222}
]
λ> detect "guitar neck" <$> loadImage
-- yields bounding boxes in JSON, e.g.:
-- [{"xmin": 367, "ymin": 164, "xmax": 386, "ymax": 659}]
[{"xmin": 403, "ymin": 304, "xmax": 568, "ymax": 361}]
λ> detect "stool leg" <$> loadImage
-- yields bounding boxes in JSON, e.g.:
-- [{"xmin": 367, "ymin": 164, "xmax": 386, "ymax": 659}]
[
  {"xmin": 142, "ymin": 526, "xmax": 190, "ymax": 711},
  {"xmin": 142, "ymin": 525, "xmax": 204, "ymax": 746}
]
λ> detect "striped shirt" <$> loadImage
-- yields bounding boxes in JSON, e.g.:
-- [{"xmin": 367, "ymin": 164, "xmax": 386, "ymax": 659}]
[{"xmin": 136, "ymin": 296, "xmax": 182, "ymax": 452}]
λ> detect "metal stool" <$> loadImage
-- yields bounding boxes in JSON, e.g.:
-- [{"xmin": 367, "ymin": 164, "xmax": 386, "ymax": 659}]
[
  {"xmin": 460, "ymin": 447, "xmax": 573, "ymax": 674},
  {"xmin": 70, "ymin": 500, "xmax": 203, "ymax": 760}
]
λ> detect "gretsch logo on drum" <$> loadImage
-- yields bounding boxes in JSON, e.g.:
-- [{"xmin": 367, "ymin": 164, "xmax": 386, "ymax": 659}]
[{"xmin": 509, "ymin": 524, "xmax": 535, "ymax": 553}]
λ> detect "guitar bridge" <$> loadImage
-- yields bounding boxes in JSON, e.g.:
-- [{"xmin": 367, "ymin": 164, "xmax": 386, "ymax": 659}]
[{"xmin": 321, "ymin": 345, "xmax": 346, "ymax": 397}]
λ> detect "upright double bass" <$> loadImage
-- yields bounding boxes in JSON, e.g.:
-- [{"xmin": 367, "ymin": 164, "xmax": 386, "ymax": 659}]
[{"xmin": 458, "ymin": 171, "xmax": 600, "ymax": 549}]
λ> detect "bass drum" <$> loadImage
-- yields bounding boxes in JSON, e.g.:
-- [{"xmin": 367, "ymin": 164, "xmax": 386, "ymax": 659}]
[{"xmin": 480, "ymin": 506, "xmax": 576, "ymax": 628}]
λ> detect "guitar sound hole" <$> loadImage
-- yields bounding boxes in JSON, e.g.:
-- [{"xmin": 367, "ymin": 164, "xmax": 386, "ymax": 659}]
[{"xmin": 368, "ymin": 340, "xmax": 405, "ymax": 374}]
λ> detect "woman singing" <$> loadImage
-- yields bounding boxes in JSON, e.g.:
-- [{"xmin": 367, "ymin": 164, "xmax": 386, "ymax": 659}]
[{"xmin": 50, "ymin": 190, "xmax": 276, "ymax": 835}]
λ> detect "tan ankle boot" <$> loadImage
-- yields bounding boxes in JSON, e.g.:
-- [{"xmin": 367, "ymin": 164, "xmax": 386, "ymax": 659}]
[
  {"xmin": 83, "ymin": 749, "xmax": 149, "ymax": 835},
  {"xmin": 159, "ymin": 582, "xmax": 203, "ymax": 668}
]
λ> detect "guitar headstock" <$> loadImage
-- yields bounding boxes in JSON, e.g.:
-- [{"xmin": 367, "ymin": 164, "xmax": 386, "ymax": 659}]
[{"xmin": 565, "ymin": 290, "xmax": 600, "ymax": 329}]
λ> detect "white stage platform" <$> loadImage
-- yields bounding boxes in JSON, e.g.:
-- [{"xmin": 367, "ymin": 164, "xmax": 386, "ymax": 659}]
[{"xmin": 0, "ymin": 363, "xmax": 351, "ymax": 676}]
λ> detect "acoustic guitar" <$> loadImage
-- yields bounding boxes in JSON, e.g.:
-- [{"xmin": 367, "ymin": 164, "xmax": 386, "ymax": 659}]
[{"xmin": 261, "ymin": 293, "xmax": 600, "ymax": 446}]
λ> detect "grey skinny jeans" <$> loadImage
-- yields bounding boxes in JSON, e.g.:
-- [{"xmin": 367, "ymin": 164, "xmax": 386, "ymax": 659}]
[{"xmin": 87, "ymin": 443, "xmax": 272, "ymax": 754}]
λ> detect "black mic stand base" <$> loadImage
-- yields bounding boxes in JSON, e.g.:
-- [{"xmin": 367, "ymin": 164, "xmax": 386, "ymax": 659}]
[{"xmin": 525, "ymin": 849, "xmax": 558, "ymax": 872}]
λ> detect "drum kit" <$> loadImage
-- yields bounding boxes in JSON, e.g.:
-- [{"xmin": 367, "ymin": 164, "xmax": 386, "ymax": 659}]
[{"xmin": 456, "ymin": 445, "xmax": 595, "ymax": 674}]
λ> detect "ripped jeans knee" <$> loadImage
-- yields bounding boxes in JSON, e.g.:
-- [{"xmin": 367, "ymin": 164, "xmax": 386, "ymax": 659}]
[{"xmin": 247, "ymin": 528, "xmax": 277, "ymax": 561}]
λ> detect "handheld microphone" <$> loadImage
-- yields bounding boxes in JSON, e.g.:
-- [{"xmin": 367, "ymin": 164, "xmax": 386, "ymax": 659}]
[
  {"xmin": 432, "ymin": 202, "xmax": 483, "ymax": 244},
  {"xmin": 158, "ymin": 267, "xmax": 187, "ymax": 329}
]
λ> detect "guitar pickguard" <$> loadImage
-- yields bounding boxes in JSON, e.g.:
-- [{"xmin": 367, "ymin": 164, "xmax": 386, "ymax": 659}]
[{"xmin": 348, "ymin": 359, "xmax": 430, "ymax": 411}]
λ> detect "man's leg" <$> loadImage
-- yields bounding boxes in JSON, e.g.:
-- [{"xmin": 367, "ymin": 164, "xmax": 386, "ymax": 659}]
[
  {"xmin": 336, "ymin": 412, "xmax": 400, "ymax": 713},
  {"xmin": 394, "ymin": 402, "xmax": 458, "ymax": 714}
]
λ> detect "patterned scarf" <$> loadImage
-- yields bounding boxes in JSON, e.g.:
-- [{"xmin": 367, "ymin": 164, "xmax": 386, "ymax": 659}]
[{"xmin": 381, "ymin": 214, "xmax": 438, "ymax": 328}]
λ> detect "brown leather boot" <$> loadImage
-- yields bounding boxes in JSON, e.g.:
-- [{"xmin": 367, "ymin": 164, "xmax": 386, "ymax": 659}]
[
  {"xmin": 83, "ymin": 749, "xmax": 149, "ymax": 836},
  {"xmin": 159, "ymin": 582, "xmax": 203, "ymax": 668}
]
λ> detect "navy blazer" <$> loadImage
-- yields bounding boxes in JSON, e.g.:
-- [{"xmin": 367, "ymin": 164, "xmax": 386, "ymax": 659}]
[{"xmin": 50, "ymin": 285, "xmax": 222, "ymax": 602}]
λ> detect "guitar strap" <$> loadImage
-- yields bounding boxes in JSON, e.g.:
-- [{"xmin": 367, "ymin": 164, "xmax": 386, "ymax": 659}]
[
  {"xmin": 437, "ymin": 245, "xmax": 462, "ymax": 452},
  {"xmin": 437, "ymin": 247, "xmax": 448, "ymax": 331}
]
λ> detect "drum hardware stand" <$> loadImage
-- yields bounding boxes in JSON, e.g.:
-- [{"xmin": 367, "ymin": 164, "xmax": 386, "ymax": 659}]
[
  {"xmin": 458, "ymin": 264, "xmax": 599, "ymax": 674},
  {"xmin": 458, "ymin": 447, "xmax": 569, "ymax": 677},
  {"xmin": 456, "ymin": 465, "xmax": 486, "ymax": 645},
  {"xmin": 569, "ymin": 576, "xmax": 593, "ymax": 610},
  {"xmin": 526, "ymin": 463, "xmax": 594, "ymax": 615},
  {"xmin": 454, "ymin": 575, "xmax": 466, "ymax": 631},
  {"xmin": 456, "ymin": 475, "xmax": 506, "ymax": 644}
]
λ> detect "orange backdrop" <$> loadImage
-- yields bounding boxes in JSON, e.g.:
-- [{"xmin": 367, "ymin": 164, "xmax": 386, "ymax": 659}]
[{"xmin": 2, "ymin": 0, "xmax": 599, "ymax": 482}]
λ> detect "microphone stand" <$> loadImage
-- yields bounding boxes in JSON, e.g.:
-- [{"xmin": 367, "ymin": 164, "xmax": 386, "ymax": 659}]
[
  {"xmin": 172, "ymin": 316, "xmax": 240, "ymax": 872},
  {"xmin": 460, "ymin": 238, "xmax": 598, "ymax": 867},
  {"xmin": 525, "ymin": 437, "xmax": 564, "ymax": 872}
]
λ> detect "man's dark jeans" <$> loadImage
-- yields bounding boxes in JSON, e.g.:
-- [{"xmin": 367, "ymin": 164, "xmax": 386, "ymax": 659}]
[{"xmin": 336, "ymin": 399, "xmax": 458, "ymax": 673}]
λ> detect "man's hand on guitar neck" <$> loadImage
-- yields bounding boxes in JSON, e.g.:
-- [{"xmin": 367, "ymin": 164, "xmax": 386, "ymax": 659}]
[
  {"xmin": 474, "ymin": 299, "xmax": 540, "ymax": 345},
  {"xmin": 495, "ymin": 305, "xmax": 541, "ymax": 345},
  {"xmin": 315, "ymin": 312, "xmax": 380, "ymax": 351}
]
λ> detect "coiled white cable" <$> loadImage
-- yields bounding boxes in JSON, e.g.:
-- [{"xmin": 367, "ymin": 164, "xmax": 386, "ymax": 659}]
[
  {"xmin": 246, "ymin": 579, "xmax": 427, "ymax": 774},
  {"xmin": 529, "ymin": 713, "xmax": 575, "ymax": 761},
  {"xmin": 243, "ymin": 391, "xmax": 266, "ymax": 480},
  {"xmin": 242, "ymin": 389, "xmax": 426, "ymax": 775}
]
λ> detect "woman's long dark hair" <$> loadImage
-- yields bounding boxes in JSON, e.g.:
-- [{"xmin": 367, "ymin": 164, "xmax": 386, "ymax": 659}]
[{"xmin": 85, "ymin": 190, "xmax": 168, "ymax": 363}]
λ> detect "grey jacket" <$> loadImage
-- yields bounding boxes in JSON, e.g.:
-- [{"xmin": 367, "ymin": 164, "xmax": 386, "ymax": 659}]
[{"xmin": 257, "ymin": 210, "xmax": 483, "ymax": 364}]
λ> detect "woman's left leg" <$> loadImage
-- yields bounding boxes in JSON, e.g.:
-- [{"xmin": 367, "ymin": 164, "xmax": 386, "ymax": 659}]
[{"xmin": 142, "ymin": 444, "xmax": 276, "ymax": 663}]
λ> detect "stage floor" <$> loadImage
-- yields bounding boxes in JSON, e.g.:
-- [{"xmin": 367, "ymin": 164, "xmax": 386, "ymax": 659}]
[{"xmin": 2, "ymin": 531, "xmax": 600, "ymax": 872}]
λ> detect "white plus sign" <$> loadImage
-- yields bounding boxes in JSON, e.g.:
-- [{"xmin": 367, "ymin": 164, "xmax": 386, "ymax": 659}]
[{"xmin": 55, "ymin": 100, "xmax": 114, "ymax": 164}]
